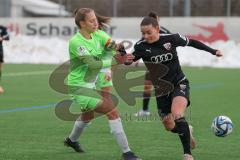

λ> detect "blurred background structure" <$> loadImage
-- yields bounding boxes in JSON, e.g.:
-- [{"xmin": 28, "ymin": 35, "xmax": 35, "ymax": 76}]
[
  {"xmin": 0, "ymin": 0, "xmax": 239, "ymax": 17},
  {"xmin": 0, "ymin": 0, "xmax": 70, "ymax": 17},
  {"xmin": 1, "ymin": 0, "xmax": 240, "ymax": 65},
  {"xmin": 0, "ymin": 2, "xmax": 240, "ymax": 160}
]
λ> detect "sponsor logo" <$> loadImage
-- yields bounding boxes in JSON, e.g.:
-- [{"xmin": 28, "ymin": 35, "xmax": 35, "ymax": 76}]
[{"xmin": 151, "ymin": 53, "xmax": 173, "ymax": 63}]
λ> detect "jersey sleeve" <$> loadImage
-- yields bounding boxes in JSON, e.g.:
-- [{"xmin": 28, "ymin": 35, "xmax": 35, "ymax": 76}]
[
  {"xmin": 96, "ymin": 29, "xmax": 116, "ymax": 55},
  {"xmin": 96, "ymin": 30, "xmax": 113, "ymax": 48},
  {"xmin": 132, "ymin": 44, "xmax": 143, "ymax": 62},
  {"xmin": 173, "ymin": 33, "xmax": 189, "ymax": 47}
]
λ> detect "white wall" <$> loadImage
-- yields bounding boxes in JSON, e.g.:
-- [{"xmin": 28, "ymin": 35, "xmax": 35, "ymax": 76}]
[
  {"xmin": 1, "ymin": 17, "xmax": 240, "ymax": 66},
  {"xmin": 1, "ymin": 17, "xmax": 240, "ymax": 42}
]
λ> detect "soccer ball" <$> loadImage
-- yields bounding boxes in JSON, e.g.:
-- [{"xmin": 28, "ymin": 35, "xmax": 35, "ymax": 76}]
[{"xmin": 211, "ymin": 115, "xmax": 233, "ymax": 137}]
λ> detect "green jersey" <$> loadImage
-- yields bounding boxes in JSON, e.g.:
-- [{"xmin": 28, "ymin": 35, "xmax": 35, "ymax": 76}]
[{"xmin": 68, "ymin": 29, "xmax": 115, "ymax": 88}]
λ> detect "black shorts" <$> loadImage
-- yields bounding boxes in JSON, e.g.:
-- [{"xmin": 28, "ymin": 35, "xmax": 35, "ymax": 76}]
[
  {"xmin": 156, "ymin": 78, "xmax": 190, "ymax": 118},
  {"xmin": 0, "ymin": 47, "xmax": 3, "ymax": 63}
]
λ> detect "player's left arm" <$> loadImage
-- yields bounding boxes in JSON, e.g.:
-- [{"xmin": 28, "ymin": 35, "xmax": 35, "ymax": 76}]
[
  {"xmin": 174, "ymin": 33, "xmax": 222, "ymax": 57},
  {"xmin": 188, "ymin": 39, "xmax": 222, "ymax": 57}
]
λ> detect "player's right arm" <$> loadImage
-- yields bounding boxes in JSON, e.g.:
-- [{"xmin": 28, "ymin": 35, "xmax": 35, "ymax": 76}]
[{"xmin": 123, "ymin": 41, "xmax": 143, "ymax": 65}]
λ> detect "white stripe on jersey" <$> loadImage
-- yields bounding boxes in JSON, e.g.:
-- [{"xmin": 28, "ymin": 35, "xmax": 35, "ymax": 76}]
[
  {"xmin": 136, "ymin": 39, "xmax": 146, "ymax": 45},
  {"xmin": 178, "ymin": 33, "xmax": 189, "ymax": 46},
  {"xmin": 186, "ymin": 38, "xmax": 190, "ymax": 45},
  {"xmin": 159, "ymin": 33, "xmax": 174, "ymax": 36}
]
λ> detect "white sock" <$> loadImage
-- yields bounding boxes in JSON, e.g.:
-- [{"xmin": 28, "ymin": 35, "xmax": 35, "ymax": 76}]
[
  {"xmin": 69, "ymin": 120, "xmax": 89, "ymax": 142},
  {"xmin": 109, "ymin": 118, "xmax": 131, "ymax": 153}
]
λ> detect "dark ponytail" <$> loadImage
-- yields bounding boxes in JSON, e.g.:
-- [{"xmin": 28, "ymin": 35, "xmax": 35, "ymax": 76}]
[
  {"xmin": 140, "ymin": 11, "xmax": 159, "ymax": 27},
  {"xmin": 148, "ymin": 11, "xmax": 159, "ymax": 21}
]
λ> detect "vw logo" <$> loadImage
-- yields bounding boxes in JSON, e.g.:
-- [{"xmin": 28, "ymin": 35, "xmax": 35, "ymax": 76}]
[{"xmin": 151, "ymin": 53, "xmax": 173, "ymax": 63}]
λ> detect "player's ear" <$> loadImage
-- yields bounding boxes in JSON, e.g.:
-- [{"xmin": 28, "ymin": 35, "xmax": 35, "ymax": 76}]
[{"xmin": 79, "ymin": 21, "xmax": 86, "ymax": 28}]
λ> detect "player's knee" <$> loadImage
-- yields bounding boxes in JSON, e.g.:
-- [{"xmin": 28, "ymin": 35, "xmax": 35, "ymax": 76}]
[
  {"xmin": 144, "ymin": 85, "xmax": 152, "ymax": 94},
  {"xmin": 81, "ymin": 111, "xmax": 94, "ymax": 122},
  {"xmin": 106, "ymin": 109, "xmax": 119, "ymax": 120},
  {"xmin": 101, "ymin": 91, "xmax": 112, "ymax": 99},
  {"xmin": 162, "ymin": 116, "xmax": 175, "ymax": 131}
]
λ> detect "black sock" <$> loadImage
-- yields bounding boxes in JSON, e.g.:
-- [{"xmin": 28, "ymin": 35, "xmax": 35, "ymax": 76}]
[
  {"xmin": 171, "ymin": 117, "xmax": 191, "ymax": 154},
  {"xmin": 142, "ymin": 92, "xmax": 151, "ymax": 111}
]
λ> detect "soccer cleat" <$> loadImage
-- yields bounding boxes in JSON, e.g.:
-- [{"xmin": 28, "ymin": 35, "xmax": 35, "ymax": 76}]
[
  {"xmin": 122, "ymin": 151, "xmax": 141, "ymax": 160},
  {"xmin": 189, "ymin": 125, "xmax": 196, "ymax": 150},
  {"xmin": 0, "ymin": 86, "xmax": 4, "ymax": 94},
  {"xmin": 134, "ymin": 109, "xmax": 151, "ymax": 117},
  {"xmin": 64, "ymin": 137, "xmax": 84, "ymax": 153},
  {"xmin": 183, "ymin": 154, "xmax": 194, "ymax": 160}
]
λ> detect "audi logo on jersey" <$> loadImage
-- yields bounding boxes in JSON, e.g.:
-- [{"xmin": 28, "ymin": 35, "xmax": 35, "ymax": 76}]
[{"xmin": 151, "ymin": 53, "xmax": 173, "ymax": 63}]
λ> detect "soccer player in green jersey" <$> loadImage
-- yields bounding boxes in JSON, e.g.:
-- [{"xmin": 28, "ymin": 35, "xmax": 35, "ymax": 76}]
[{"xmin": 64, "ymin": 8, "xmax": 141, "ymax": 160}]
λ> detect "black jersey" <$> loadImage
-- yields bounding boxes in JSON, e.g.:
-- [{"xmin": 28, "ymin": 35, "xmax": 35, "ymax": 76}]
[
  {"xmin": 0, "ymin": 25, "xmax": 9, "ymax": 47},
  {"xmin": 132, "ymin": 32, "xmax": 217, "ymax": 86},
  {"xmin": 132, "ymin": 33, "xmax": 189, "ymax": 85}
]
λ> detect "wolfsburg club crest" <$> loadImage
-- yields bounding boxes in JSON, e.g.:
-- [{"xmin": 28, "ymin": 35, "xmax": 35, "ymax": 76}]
[
  {"xmin": 78, "ymin": 46, "xmax": 87, "ymax": 56},
  {"xmin": 163, "ymin": 43, "xmax": 172, "ymax": 50}
]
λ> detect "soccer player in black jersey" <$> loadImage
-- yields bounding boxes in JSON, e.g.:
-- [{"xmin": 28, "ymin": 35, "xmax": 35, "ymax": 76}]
[
  {"xmin": 128, "ymin": 13, "xmax": 222, "ymax": 160},
  {"xmin": 134, "ymin": 12, "xmax": 172, "ymax": 117},
  {"xmin": 0, "ymin": 25, "xmax": 10, "ymax": 93}
]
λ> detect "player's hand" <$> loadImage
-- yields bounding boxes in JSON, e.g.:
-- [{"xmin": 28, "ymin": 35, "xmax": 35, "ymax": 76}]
[
  {"xmin": 114, "ymin": 53, "xmax": 135, "ymax": 65},
  {"xmin": 215, "ymin": 50, "xmax": 223, "ymax": 57},
  {"xmin": 114, "ymin": 53, "xmax": 126, "ymax": 64},
  {"xmin": 124, "ymin": 54, "xmax": 134, "ymax": 65},
  {"xmin": 0, "ymin": 37, "xmax": 3, "ymax": 41},
  {"xmin": 126, "ymin": 54, "xmax": 135, "ymax": 61}
]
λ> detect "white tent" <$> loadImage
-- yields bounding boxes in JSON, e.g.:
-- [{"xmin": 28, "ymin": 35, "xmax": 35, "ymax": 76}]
[{"xmin": 11, "ymin": 0, "xmax": 71, "ymax": 17}]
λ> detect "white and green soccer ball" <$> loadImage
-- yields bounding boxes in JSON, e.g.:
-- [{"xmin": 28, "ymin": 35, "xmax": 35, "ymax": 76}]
[{"xmin": 211, "ymin": 115, "xmax": 233, "ymax": 137}]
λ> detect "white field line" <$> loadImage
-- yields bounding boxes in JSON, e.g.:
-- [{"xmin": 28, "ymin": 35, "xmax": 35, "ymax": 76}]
[{"xmin": 3, "ymin": 70, "xmax": 52, "ymax": 77}]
